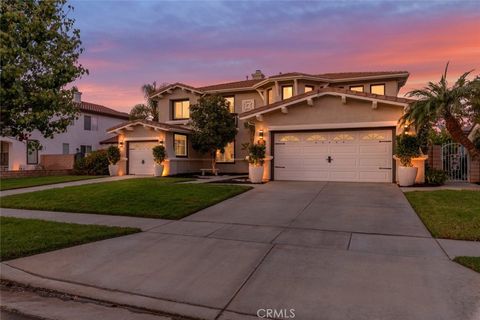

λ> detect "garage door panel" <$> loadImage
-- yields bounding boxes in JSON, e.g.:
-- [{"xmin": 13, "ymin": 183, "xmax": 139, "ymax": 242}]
[
  {"xmin": 129, "ymin": 141, "xmax": 157, "ymax": 175},
  {"xmin": 274, "ymin": 129, "xmax": 393, "ymax": 182}
]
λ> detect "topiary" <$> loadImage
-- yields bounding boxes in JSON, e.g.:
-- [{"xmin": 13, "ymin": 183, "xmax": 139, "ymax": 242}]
[
  {"xmin": 107, "ymin": 145, "xmax": 121, "ymax": 165},
  {"xmin": 152, "ymin": 145, "xmax": 166, "ymax": 165},
  {"xmin": 246, "ymin": 143, "xmax": 266, "ymax": 166},
  {"xmin": 395, "ymin": 134, "xmax": 421, "ymax": 167}
]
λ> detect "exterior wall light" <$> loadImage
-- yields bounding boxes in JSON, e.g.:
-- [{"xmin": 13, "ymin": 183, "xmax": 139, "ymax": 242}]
[
  {"xmin": 119, "ymin": 141, "xmax": 124, "ymax": 147},
  {"xmin": 259, "ymin": 130, "xmax": 264, "ymax": 139},
  {"xmin": 159, "ymin": 140, "xmax": 164, "ymax": 146}
]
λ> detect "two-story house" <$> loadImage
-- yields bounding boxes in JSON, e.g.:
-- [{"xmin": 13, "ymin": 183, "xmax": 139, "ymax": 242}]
[
  {"xmin": 108, "ymin": 70, "xmax": 413, "ymax": 182},
  {"xmin": 1, "ymin": 92, "xmax": 129, "ymax": 171}
]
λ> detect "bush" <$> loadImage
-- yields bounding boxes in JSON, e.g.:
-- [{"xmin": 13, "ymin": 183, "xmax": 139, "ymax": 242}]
[
  {"xmin": 425, "ymin": 168, "xmax": 448, "ymax": 185},
  {"xmin": 246, "ymin": 143, "xmax": 266, "ymax": 166},
  {"xmin": 395, "ymin": 134, "xmax": 421, "ymax": 167},
  {"xmin": 74, "ymin": 150, "xmax": 109, "ymax": 175},
  {"xmin": 152, "ymin": 145, "xmax": 166, "ymax": 165},
  {"xmin": 107, "ymin": 146, "xmax": 121, "ymax": 165}
]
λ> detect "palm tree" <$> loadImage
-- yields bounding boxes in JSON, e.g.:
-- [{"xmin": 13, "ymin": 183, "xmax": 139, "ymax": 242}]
[
  {"xmin": 141, "ymin": 82, "xmax": 158, "ymax": 121},
  {"xmin": 401, "ymin": 63, "xmax": 480, "ymax": 159}
]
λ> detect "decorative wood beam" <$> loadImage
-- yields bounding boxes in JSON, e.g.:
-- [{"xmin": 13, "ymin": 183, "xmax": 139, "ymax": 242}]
[
  {"xmin": 125, "ymin": 126, "xmax": 134, "ymax": 131},
  {"xmin": 307, "ymin": 98, "xmax": 314, "ymax": 106},
  {"xmin": 281, "ymin": 106, "xmax": 288, "ymax": 114},
  {"xmin": 256, "ymin": 114, "xmax": 264, "ymax": 122},
  {"xmin": 372, "ymin": 101, "xmax": 378, "ymax": 109},
  {"xmin": 256, "ymin": 89, "xmax": 266, "ymax": 105},
  {"xmin": 294, "ymin": 78, "xmax": 299, "ymax": 95},
  {"xmin": 341, "ymin": 95, "xmax": 347, "ymax": 104}
]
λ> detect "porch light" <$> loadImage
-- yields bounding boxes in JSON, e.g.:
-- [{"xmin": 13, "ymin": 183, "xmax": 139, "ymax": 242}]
[
  {"xmin": 259, "ymin": 130, "xmax": 264, "ymax": 139},
  {"xmin": 119, "ymin": 141, "xmax": 124, "ymax": 147},
  {"xmin": 159, "ymin": 140, "xmax": 164, "ymax": 145}
]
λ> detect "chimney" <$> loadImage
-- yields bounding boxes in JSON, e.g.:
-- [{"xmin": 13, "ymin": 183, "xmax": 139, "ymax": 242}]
[
  {"xmin": 251, "ymin": 69, "xmax": 265, "ymax": 80},
  {"xmin": 73, "ymin": 91, "xmax": 82, "ymax": 103}
]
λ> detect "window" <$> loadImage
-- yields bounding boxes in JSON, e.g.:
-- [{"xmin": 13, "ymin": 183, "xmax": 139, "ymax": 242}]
[
  {"xmin": 370, "ymin": 84, "xmax": 385, "ymax": 95},
  {"xmin": 173, "ymin": 100, "xmax": 190, "ymax": 119},
  {"xmin": 282, "ymin": 86, "xmax": 293, "ymax": 100},
  {"xmin": 84, "ymin": 115, "xmax": 92, "ymax": 130},
  {"xmin": 80, "ymin": 145, "xmax": 92, "ymax": 154},
  {"xmin": 216, "ymin": 142, "xmax": 235, "ymax": 163},
  {"xmin": 349, "ymin": 85, "xmax": 364, "ymax": 92},
  {"xmin": 62, "ymin": 143, "xmax": 69, "ymax": 155},
  {"xmin": 267, "ymin": 88, "xmax": 274, "ymax": 104},
  {"xmin": 0, "ymin": 141, "xmax": 8, "ymax": 167},
  {"xmin": 26, "ymin": 140, "xmax": 39, "ymax": 164},
  {"xmin": 304, "ymin": 85, "xmax": 314, "ymax": 93},
  {"xmin": 225, "ymin": 96, "xmax": 235, "ymax": 113},
  {"xmin": 174, "ymin": 134, "xmax": 187, "ymax": 157}
]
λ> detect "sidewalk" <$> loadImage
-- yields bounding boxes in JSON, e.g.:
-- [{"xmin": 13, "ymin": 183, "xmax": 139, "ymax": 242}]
[
  {"xmin": 401, "ymin": 181, "xmax": 480, "ymax": 192},
  {"xmin": 0, "ymin": 175, "xmax": 136, "ymax": 197},
  {"xmin": 437, "ymin": 238, "xmax": 480, "ymax": 259}
]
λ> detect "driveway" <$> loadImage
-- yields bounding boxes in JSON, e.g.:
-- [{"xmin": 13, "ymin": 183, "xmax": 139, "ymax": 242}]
[{"xmin": 2, "ymin": 182, "xmax": 480, "ymax": 320}]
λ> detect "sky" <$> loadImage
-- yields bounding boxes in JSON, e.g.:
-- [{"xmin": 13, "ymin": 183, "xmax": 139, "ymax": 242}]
[{"xmin": 70, "ymin": 0, "xmax": 480, "ymax": 112}]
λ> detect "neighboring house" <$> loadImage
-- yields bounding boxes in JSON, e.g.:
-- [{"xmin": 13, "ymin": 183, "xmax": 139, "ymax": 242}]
[
  {"xmin": 0, "ymin": 92, "xmax": 129, "ymax": 171},
  {"xmin": 108, "ymin": 70, "xmax": 413, "ymax": 182}
]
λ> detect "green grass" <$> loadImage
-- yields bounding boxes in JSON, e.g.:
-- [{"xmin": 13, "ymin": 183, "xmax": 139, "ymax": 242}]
[
  {"xmin": 0, "ymin": 175, "xmax": 104, "ymax": 191},
  {"xmin": 0, "ymin": 217, "xmax": 139, "ymax": 261},
  {"xmin": 405, "ymin": 190, "xmax": 480, "ymax": 241},
  {"xmin": 453, "ymin": 256, "xmax": 480, "ymax": 273},
  {"xmin": 0, "ymin": 178, "xmax": 251, "ymax": 219}
]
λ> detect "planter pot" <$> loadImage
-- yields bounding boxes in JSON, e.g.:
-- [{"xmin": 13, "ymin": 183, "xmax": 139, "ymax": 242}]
[
  {"xmin": 249, "ymin": 165, "xmax": 264, "ymax": 184},
  {"xmin": 108, "ymin": 164, "xmax": 119, "ymax": 176},
  {"xmin": 154, "ymin": 164, "xmax": 164, "ymax": 177},
  {"xmin": 398, "ymin": 166, "xmax": 418, "ymax": 186}
]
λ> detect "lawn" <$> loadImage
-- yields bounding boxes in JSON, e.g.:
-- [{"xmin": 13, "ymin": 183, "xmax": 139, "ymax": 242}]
[
  {"xmin": 0, "ymin": 178, "xmax": 251, "ymax": 219},
  {"xmin": 405, "ymin": 190, "xmax": 480, "ymax": 241},
  {"xmin": 0, "ymin": 217, "xmax": 139, "ymax": 261},
  {"xmin": 0, "ymin": 175, "xmax": 103, "ymax": 191},
  {"xmin": 453, "ymin": 256, "xmax": 480, "ymax": 273}
]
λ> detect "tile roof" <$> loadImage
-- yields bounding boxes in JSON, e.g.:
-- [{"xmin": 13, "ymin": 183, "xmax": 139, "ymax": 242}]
[
  {"xmin": 239, "ymin": 87, "xmax": 414, "ymax": 118},
  {"xmin": 316, "ymin": 71, "xmax": 409, "ymax": 80},
  {"xmin": 77, "ymin": 101, "xmax": 129, "ymax": 120},
  {"xmin": 197, "ymin": 79, "xmax": 263, "ymax": 91},
  {"xmin": 99, "ymin": 135, "xmax": 119, "ymax": 144},
  {"xmin": 107, "ymin": 119, "xmax": 192, "ymax": 133}
]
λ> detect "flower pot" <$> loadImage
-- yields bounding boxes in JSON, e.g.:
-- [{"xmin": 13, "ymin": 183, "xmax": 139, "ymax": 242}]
[
  {"xmin": 398, "ymin": 166, "xmax": 418, "ymax": 186},
  {"xmin": 108, "ymin": 164, "xmax": 119, "ymax": 176},
  {"xmin": 249, "ymin": 165, "xmax": 264, "ymax": 184},
  {"xmin": 154, "ymin": 163, "xmax": 164, "ymax": 177}
]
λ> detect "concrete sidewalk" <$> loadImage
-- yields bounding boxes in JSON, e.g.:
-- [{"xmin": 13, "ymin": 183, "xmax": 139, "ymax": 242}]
[
  {"xmin": 0, "ymin": 175, "xmax": 136, "ymax": 197},
  {"xmin": 402, "ymin": 181, "xmax": 480, "ymax": 192}
]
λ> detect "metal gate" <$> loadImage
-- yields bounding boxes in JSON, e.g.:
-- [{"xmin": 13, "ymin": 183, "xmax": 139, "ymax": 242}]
[{"xmin": 442, "ymin": 143, "xmax": 469, "ymax": 181}]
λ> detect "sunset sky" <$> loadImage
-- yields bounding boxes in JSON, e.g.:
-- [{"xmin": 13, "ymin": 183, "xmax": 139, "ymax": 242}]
[{"xmin": 71, "ymin": 0, "xmax": 480, "ymax": 112}]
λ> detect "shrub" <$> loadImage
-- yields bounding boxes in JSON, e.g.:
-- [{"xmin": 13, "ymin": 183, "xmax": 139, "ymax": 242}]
[
  {"xmin": 425, "ymin": 168, "xmax": 448, "ymax": 185},
  {"xmin": 152, "ymin": 145, "xmax": 166, "ymax": 165},
  {"xmin": 395, "ymin": 134, "xmax": 421, "ymax": 167},
  {"xmin": 74, "ymin": 150, "xmax": 109, "ymax": 175},
  {"xmin": 246, "ymin": 143, "xmax": 266, "ymax": 166},
  {"xmin": 107, "ymin": 146, "xmax": 121, "ymax": 165}
]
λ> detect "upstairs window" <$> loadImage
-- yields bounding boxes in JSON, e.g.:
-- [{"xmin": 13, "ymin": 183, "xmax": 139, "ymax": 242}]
[
  {"xmin": 174, "ymin": 134, "xmax": 187, "ymax": 157},
  {"xmin": 349, "ymin": 85, "xmax": 364, "ymax": 92},
  {"xmin": 304, "ymin": 85, "xmax": 314, "ymax": 93},
  {"xmin": 225, "ymin": 96, "xmax": 235, "ymax": 113},
  {"xmin": 173, "ymin": 100, "xmax": 190, "ymax": 119},
  {"xmin": 282, "ymin": 86, "xmax": 293, "ymax": 100},
  {"xmin": 84, "ymin": 115, "xmax": 92, "ymax": 130},
  {"xmin": 266, "ymin": 88, "xmax": 274, "ymax": 104},
  {"xmin": 26, "ymin": 140, "xmax": 39, "ymax": 164},
  {"xmin": 370, "ymin": 84, "xmax": 385, "ymax": 95}
]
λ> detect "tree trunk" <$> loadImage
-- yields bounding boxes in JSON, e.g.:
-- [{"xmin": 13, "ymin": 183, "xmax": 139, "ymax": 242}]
[
  {"xmin": 444, "ymin": 113, "xmax": 480, "ymax": 160},
  {"xmin": 211, "ymin": 151, "xmax": 216, "ymax": 172}
]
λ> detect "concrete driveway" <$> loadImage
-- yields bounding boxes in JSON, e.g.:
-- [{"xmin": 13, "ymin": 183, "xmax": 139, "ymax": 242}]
[{"xmin": 2, "ymin": 182, "xmax": 480, "ymax": 320}]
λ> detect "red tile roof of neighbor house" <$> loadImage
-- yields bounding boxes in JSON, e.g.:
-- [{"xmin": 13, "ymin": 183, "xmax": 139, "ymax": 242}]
[
  {"xmin": 78, "ymin": 101, "xmax": 129, "ymax": 120},
  {"xmin": 239, "ymin": 87, "xmax": 414, "ymax": 118},
  {"xmin": 107, "ymin": 119, "xmax": 192, "ymax": 133}
]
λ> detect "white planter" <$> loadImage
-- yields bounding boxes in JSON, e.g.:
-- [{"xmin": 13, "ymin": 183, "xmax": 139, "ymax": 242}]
[
  {"xmin": 398, "ymin": 166, "xmax": 418, "ymax": 186},
  {"xmin": 108, "ymin": 164, "xmax": 119, "ymax": 176},
  {"xmin": 249, "ymin": 165, "xmax": 264, "ymax": 184},
  {"xmin": 154, "ymin": 164, "xmax": 164, "ymax": 177}
]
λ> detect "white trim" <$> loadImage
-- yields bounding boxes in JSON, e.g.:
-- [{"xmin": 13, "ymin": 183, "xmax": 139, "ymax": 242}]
[
  {"xmin": 166, "ymin": 120, "xmax": 190, "ymax": 125},
  {"xmin": 124, "ymin": 137, "xmax": 162, "ymax": 142},
  {"xmin": 150, "ymin": 84, "xmax": 204, "ymax": 99},
  {"xmin": 108, "ymin": 121, "xmax": 191, "ymax": 134},
  {"xmin": 239, "ymin": 92, "xmax": 408, "ymax": 120},
  {"xmin": 266, "ymin": 121, "xmax": 398, "ymax": 131}
]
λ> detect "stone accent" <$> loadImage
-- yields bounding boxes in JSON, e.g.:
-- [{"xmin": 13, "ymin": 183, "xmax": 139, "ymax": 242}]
[
  {"xmin": 469, "ymin": 156, "xmax": 480, "ymax": 183},
  {"xmin": 427, "ymin": 145, "xmax": 442, "ymax": 170},
  {"xmin": 40, "ymin": 154, "xmax": 75, "ymax": 170}
]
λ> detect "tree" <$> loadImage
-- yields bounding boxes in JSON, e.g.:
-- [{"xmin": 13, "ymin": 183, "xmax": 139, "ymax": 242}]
[
  {"xmin": 141, "ymin": 82, "xmax": 158, "ymax": 121},
  {"xmin": 190, "ymin": 95, "xmax": 237, "ymax": 171},
  {"xmin": 401, "ymin": 63, "xmax": 480, "ymax": 159},
  {"xmin": 129, "ymin": 104, "xmax": 151, "ymax": 120},
  {"xmin": 0, "ymin": 0, "xmax": 88, "ymax": 141}
]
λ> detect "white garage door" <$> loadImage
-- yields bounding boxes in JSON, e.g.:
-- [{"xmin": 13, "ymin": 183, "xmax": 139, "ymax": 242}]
[
  {"xmin": 128, "ymin": 141, "xmax": 158, "ymax": 175},
  {"xmin": 274, "ymin": 130, "xmax": 393, "ymax": 182}
]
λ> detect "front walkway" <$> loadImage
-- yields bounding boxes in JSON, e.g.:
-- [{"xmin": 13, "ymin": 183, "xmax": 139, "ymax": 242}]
[
  {"xmin": 1, "ymin": 182, "xmax": 479, "ymax": 320},
  {"xmin": 0, "ymin": 175, "xmax": 136, "ymax": 197}
]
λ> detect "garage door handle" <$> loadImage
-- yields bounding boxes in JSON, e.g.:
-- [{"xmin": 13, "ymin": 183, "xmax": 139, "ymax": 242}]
[
  {"xmin": 379, "ymin": 167, "xmax": 392, "ymax": 170},
  {"xmin": 379, "ymin": 140, "xmax": 392, "ymax": 143},
  {"xmin": 274, "ymin": 166, "xmax": 285, "ymax": 168},
  {"xmin": 275, "ymin": 143, "xmax": 285, "ymax": 145}
]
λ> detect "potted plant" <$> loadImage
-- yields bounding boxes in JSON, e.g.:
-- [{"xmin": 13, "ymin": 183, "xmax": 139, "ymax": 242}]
[
  {"xmin": 246, "ymin": 143, "xmax": 266, "ymax": 183},
  {"xmin": 106, "ymin": 145, "xmax": 121, "ymax": 176},
  {"xmin": 152, "ymin": 145, "xmax": 166, "ymax": 177},
  {"xmin": 395, "ymin": 134, "xmax": 421, "ymax": 186}
]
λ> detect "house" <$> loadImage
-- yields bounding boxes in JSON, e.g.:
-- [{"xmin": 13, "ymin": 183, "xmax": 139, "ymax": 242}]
[
  {"xmin": 108, "ymin": 70, "xmax": 413, "ymax": 182},
  {"xmin": 0, "ymin": 92, "xmax": 129, "ymax": 171}
]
